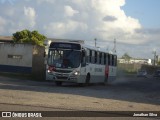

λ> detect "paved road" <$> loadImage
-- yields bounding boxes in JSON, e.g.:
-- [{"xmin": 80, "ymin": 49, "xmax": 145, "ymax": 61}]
[{"xmin": 0, "ymin": 75, "xmax": 160, "ymax": 119}]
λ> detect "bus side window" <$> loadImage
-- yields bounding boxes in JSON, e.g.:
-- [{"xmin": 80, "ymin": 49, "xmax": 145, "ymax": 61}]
[
  {"xmin": 97, "ymin": 52, "xmax": 99, "ymax": 64},
  {"xmin": 108, "ymin": 54, "xmax": 110, "ymax": 65},
  {"xmin": 81, "ymin": 50, "xmax": 86, "ymax": 67},
  {"xmin": 99, "ymin": 52, "xmax": 102, "ymax": 64},
  {"xmin": 81, "ymin": 50, "xmax": 85, "ymax": 63},
  {"xmin": 95, "ymin": 51, "xmax": 97, "ymax": 64},
  {"xmin": 85, "ymin": 49, "xmax": 89, "ymax": 63},
  {"xmin": 89, "ymin": 50, "xmax": 92, "ymax": 63},
  {"xmin": 104, "ymin": 53, "xmax": 106, "ymax": 65},
  {"xmin": 112, "ymin": 55, "xmax": 114, "ymax": 66},
  {"xmin": 101, "ymin": 53, "xmax": 104, "ymax": 65},
  {"xmin": 114, "ymin": 55, "xmax": 117, "ymax": 66},
  {"xmin": 110, "ymin": 54, "xmax": 113, "ymax": 66},
  {"xmin": 92, "ymin": 51, "xmax": 95, "ymax": 64}
]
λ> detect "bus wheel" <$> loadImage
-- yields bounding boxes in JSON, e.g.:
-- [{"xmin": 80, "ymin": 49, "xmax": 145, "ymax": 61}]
[
  {"xmin": 55, "ymin": 81, "xmax": 62, "ymax": 86},
  {"xmin": 85, "ymin": 74, "xmax": 90, "ymax": 86}
]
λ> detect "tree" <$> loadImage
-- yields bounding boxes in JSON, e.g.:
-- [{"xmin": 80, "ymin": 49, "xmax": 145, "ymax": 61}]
[
  {"xmin": 13, "ymin": 29, "xmax": 46, "ymax": 46},
  {"xmin": 122, "ymin": 53, "xmax": 132, "ymax": 62}
]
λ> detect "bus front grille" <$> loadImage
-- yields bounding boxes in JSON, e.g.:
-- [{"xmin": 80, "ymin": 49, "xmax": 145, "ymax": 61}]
[
  {"xmin": 55, "ymin": 69, "xmax": 72, "ymax": 73},
  {"xmin": 56, "ymin": 76, "xmax": 68, "ymax": 79}
]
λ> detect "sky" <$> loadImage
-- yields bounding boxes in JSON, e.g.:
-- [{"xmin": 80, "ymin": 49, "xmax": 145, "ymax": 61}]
[{"xmin": 0, "ymin": 0, "xmax": 160, "ymax": 59}]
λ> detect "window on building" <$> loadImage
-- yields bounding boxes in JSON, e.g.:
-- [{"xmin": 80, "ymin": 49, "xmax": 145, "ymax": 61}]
[{"xmin": 8, "ymin": 55, "xmax": 23, "ymax": 59}]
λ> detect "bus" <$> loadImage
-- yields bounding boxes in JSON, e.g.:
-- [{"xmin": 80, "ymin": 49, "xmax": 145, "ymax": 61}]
[{"xmin": 45, "ymin": 39, "xmax": 117, "ymax": 86}]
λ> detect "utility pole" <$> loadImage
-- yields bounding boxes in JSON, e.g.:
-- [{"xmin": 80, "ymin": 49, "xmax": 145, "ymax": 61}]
[
  {"xmin": 153, "ymin": 50, "xmax": 156, "ymax": 66},
  {"xmin": 94, "ymin": 38, "xmax": 97, "ymax": 47},
  {"xmin": 113, "ymin": 38, "xmax": 116, "ymax": 53}
]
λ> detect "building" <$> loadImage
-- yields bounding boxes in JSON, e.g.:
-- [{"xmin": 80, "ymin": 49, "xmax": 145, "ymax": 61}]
[
  {"xmin": 0, "ymin": 41, "xmax": 45, "ymax": 79},
  {"xmin": 0, "ymin": 36, "xmax": 13, "ymax": 43},
  {"xmin": 118, "ymin": 58, "xmax": 152, "ymax": 65}
]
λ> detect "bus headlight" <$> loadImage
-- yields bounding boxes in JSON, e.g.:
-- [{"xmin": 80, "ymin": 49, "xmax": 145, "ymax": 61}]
[
  {"xmin": 47, "ymin": 66, "xmax": 56, "ymax": 73},
  {"xmin": 74, "ymin": 71, "xmax": 80, "ymax": 76}
]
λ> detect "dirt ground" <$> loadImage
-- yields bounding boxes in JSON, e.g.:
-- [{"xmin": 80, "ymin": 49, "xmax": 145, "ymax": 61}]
[{"xmin": 0, "ymin": 75, "xmax": 160, "ymax": 119}]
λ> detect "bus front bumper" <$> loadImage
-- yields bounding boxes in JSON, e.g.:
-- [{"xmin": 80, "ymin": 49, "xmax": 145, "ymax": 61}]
[{"xmin": 46, "ymin": 72, "xmax": 80, "ymax": 83}]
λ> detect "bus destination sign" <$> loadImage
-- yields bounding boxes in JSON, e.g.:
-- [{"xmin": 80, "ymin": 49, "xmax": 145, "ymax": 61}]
[{"xmin": 50, "ymin": 42, "xmax": 81, "ymax": 50}]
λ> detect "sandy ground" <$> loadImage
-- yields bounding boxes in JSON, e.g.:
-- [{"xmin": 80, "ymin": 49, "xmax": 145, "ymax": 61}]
[
  {"xmin": 0, "ymin": 75, "xmax": 160, "ymax": 120},
  {"xmin": 0, "ymin": 76, "xmax": 160, "ymax": 111}
]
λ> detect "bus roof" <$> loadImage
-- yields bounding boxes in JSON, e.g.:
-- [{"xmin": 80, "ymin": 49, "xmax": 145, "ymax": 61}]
[
  {"xmin": 83, "ymin": 44, "xmax": 117, "ymax": 55},
  {"xmin": 44, "ymin": 38, "xmax": 116, "ymax": 55},
  {"xmin": 46, "ymin": 38, "xmax": 84, "ymax": 44}
]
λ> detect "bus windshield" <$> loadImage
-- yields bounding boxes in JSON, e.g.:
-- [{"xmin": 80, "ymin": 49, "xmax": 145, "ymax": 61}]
[{"xmin": 48, "ymin": 49, "xmax": 81, "ymax": 68}]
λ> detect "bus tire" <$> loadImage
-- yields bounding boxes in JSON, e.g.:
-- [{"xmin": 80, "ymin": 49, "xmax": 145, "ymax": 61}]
[
  {"xmin": 85, "ymin": 74, "xmax": 90, "ymax": 86},
  {"xmin": 55, "ymin": 81, "xmax": 62, "ymax": 86}
]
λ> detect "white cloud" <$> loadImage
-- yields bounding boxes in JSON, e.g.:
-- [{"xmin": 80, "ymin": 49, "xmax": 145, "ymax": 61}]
[
  {"xmin": 0, "ymin": 0, "xmax": 159, "ymax": 58},
  {"xmin": 0, "ymin": 6, "xmax": 37, "ymax": 34},
  {"xmin": 37, "ymin": 0, "xmax": 55, "ymax": 4},
  {"xmin": 56, "ymin": 0, "xmax": 142, "ymax": 44},
  {"xmin": 87, "ymin": 0, "xmax": 142, "ymax": 44},
  {"xmin": 0, "ymin": 0, "xmax": 143, "ymax": 44},
  {"xmin": 3, "ymin": 8, "xmax": 15, "ymax": 17},
  {"xmin": 24, "ymin": 0, "xmax": 55, "ymax": 4},
  {"xmin": 64, "ymin": 5, "xmax": 79, "ymax": 17},
  {"xmin": 24, "ymin": 6, "xmax": 36, "ymax": 27},
  {"xmin": 44, "ymin": 20, "xmax": 88, "ymax": 37},
  {"xmin": 0, "ymin": 16, "xmax": 6, "ymax": 33}
]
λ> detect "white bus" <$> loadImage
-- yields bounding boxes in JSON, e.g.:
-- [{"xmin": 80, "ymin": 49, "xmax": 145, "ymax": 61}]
[{"xmin": 45, "ymin": 39, "xmax": 117, "ymax": 86}]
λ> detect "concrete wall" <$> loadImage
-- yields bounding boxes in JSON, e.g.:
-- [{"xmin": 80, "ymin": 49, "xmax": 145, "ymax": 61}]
[
  {"xmin": 0, "ymin": 43, "xmax": 33, "ymax": 73},
  {"xmin": 32, "ymin": 45, "xmax": 45, "ymax": 80},
  {"xmin": 0, "ymin": 43, "xmax": 45, "ymax": 80}
]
